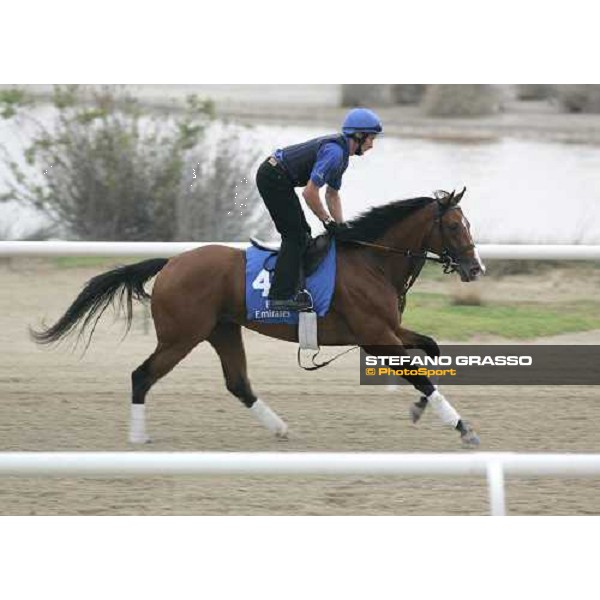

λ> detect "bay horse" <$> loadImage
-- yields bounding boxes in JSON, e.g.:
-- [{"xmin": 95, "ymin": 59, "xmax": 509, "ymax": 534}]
[{"xmin": 31, "ymin": 188, "xmax": 486, "ymax": 446}]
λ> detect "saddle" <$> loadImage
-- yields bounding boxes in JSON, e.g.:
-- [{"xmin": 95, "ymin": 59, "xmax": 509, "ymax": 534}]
[{"xmin": 250, "ymin": 233, "xmax": 332, "ymax": 277}]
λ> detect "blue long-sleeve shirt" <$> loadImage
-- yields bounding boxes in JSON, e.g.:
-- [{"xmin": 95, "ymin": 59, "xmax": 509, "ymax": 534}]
[{"xmin": 274, "ymin": 134, "xmax": 349, "ymax": 191}]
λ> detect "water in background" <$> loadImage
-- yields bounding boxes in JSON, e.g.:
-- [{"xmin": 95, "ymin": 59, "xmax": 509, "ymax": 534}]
[
  {"xmin": 1, "ymin": 113, "xmax": 599, "ymax": 243},
  {"xmin": 249, "ymin": 124, "xmax": 600, "ymax": 244}
]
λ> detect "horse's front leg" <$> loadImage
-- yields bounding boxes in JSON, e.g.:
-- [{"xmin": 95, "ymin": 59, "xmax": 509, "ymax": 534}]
[
  {"xmin": 395, "ymin": 327, "xmax": 440, "ymax": 425},
  {"xmin": 362, "ymin": 331, "xmax": 480, "ymax": 447}
]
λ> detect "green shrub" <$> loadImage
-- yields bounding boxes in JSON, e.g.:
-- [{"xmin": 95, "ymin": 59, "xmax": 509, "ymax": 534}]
[
  {"xmin": 391, "ymin": 85, "xmax": 426, "ymax": 105},
  {"xmin": 178, "ymin": 126, "xmax": 273, "ymax": 241},
  {"xmin": 0, "ymin": 85, "xmax": 271, "ymax": 241},
  {"xmin": 516, "ymin": 84, "xmax": 554, "ymax": 100},
  {"xmin": 555, "ymin": 85, "xmax": 600, "ymax": 113},
  {"xmin": 340, "ymin": 84, "xmax": 394, "ymax": 107},
  {"xmin": 421, "ymin": 85, "xmax": 502, "ymax": 117}
]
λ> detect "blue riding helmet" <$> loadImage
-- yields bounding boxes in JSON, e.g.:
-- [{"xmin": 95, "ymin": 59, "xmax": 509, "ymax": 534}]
[{"xmin": 342, "ymin": 108, "xmax": 383, "ymax": 135}]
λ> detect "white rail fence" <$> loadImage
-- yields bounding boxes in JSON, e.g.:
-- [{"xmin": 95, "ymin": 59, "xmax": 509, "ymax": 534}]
[
  {"xmin": 1, "ymin": 241, "xmax": 600, "ymax": 260},
  {"xmin": 1, "ymin": 452, "xmax": 599, "ymax": 515},
  {"xmin": 2, "ymin": 243, "xmax": 599, "ymax": 515}
]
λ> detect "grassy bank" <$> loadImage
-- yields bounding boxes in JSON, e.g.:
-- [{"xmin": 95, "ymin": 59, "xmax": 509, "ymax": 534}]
[{"xmin": 403, "ymin": 292, "xmax": 600, "ymax": 340}]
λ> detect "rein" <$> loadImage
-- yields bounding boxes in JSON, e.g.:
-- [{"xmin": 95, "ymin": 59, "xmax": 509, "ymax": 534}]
[
  {"xmin": 345, "ymin": 239, "xmax": 458, "ymax": 272},
  {"xmin": 297, "ymin": 345, "xmax": 358, "ymax": 371}
]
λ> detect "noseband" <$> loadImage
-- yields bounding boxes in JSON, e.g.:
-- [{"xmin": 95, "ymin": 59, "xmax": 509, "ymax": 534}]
[{"xmin": 433, "ymin": 201, "xmax": 475, "ymax": 274}]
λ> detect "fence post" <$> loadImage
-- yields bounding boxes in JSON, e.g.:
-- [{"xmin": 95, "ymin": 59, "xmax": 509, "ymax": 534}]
[{"xmin": 486, "ymin": 459, "xmax": 506, "ymax": 516}]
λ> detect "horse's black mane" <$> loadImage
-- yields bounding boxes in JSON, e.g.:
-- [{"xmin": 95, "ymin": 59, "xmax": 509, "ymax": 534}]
[{"xmin": 336, "ymin": 195, "xmax": 438, "ymax": 243}]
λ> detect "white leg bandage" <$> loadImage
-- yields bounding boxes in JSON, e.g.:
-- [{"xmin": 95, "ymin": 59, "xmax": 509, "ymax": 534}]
[
  {"xmin": 250, "ymin": 399, "xmax": 288, "ymax": 437},
  {"xmin": 427, "ymin": 389, "xmax": 460, "ymax": 428},
  {"xmin": 129, "ymin": 404, "xmax": 149, "ymax": 444}
]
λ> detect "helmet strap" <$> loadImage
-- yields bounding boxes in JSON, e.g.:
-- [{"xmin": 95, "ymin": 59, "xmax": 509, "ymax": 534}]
[{"xmin": 353, "ymin": 132, "xmax": 366, "ymax": 156}]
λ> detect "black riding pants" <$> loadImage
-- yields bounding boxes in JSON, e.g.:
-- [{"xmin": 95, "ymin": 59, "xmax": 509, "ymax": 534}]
[{"xmin": 256, "ymin": 159, "xmax": 311, "ymax": 299}]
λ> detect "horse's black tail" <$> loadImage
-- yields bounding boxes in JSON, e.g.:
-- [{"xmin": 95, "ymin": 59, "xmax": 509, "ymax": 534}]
[{"xmin": 30, "ymin": 258, "xmax": 169, "ymax": 349}]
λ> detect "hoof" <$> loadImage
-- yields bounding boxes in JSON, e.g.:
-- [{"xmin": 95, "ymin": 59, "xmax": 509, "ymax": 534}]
[
  {"xmin": 275, "ymin": 424, "xmax": 289, "ymax": 440},
  {"xmin": 460, "ymin": 425, "xmax": 480, "ymax": 448},
  {"xmin": 409, "ymin": 397, "xmax": 428, "ymax": 424},
  {"xmin": 129, "ymin": 434, "xmax": 152, "ymax": 444}
]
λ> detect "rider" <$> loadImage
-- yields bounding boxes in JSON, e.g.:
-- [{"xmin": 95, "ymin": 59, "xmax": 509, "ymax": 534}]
[{"xmin": 256, "ymin": 107, "xmax": 383, "ymax": 311}]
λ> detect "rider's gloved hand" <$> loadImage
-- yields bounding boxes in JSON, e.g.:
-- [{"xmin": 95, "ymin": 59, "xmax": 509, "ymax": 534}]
[{"xmin": 323, "ymin": 217, "xmax": 348, "ymax": 235}]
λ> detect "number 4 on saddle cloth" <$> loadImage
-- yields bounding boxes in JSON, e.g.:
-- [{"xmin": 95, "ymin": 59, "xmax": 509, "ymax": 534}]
[{"xmin": 245, "ymin": 235, "xmax": 337, "ymax": 325}]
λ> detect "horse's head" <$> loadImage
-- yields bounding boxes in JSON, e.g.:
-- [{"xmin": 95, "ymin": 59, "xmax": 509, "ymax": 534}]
[{"xmin": 429, "ymin": 188, "xmax": 486, "ymax": 282}]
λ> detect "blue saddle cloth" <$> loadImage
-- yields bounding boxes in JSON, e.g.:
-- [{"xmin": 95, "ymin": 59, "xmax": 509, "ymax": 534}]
[{"xmin": 245, "ymin": 241, "xmax": 337, "ymax": 324}]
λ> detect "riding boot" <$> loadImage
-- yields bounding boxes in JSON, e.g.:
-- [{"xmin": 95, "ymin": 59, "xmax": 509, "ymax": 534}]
[
  {"xmin": 268, "ymin": 237, "xmax": 312, "ymax": 311},
  {"xmin": 269, "ymin": 235, "xmax": 302, "ymax": 300},
  {"xmin": 269, "ymin": 263, "xmax": 312, "ymax": 311}
]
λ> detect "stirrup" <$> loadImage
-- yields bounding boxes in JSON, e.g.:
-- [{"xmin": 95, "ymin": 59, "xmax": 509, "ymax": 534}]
[
  {"xmin": 268, "ymin": 290, "xmax": 313, "ymax": 312},
  {"xmin": 294, "ymin": 289, "xmax": 313, "ymax": 310}
]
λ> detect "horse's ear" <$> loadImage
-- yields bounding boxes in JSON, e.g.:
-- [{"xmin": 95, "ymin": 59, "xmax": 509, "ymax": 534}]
[{"xmin": 454, "ymin": 186, "xmax": 467, "ymax": 204}]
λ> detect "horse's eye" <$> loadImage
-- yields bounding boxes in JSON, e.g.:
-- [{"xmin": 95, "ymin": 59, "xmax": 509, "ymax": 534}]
[{"xmin": 448, "ymin": 223, "xmax": 459, "ymax": 231}]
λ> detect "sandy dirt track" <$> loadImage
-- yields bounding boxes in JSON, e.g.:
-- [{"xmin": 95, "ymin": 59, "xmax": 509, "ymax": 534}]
[{"xmin": 1, "ymin": 261, "xmax": 599, "ymax": 515}]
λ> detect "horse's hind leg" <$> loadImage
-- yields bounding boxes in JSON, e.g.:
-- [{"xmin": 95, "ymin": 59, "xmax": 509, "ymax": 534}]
[
  {"xmin": 208, "ymin": 322, "xmax": 288, "ymax": 438},
  {"xmin": 129, "ymin": 339, "xmax": 198, "ymax": 443}
]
